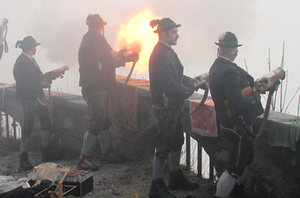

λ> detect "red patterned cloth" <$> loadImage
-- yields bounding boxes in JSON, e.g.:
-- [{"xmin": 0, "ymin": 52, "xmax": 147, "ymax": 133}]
[
  {"xmin": 109, "ymin": 76, "xmax": 149, "ymax": 132},
  {"xmin": 110, "ymin": 85, "xmax": 138, "ymax": 132},
  {"xmin": 189, "ymin": 99, "xmax": 218, "ymax": 137}
]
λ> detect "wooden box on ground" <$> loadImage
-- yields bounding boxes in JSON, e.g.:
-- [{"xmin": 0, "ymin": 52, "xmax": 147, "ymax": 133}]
[
  {"xmin": 63, "ymin": 175, "xmax": 94, "ymax": 197},
  {"xmin": 35, "ymin": 184, "xmax": 76, "ymax": 197}
]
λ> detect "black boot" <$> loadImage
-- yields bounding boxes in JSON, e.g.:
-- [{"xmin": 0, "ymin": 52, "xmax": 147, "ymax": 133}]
[
  {"xmin": 42, "ymin": 146, "xmax": 63, "ymax": 162},
  {"xmin": 20, "ymin": 152, "xmax": 33, "ymax": 171},
  {"xmin": 169, "ymin": 169, "xmax": 199, "ymax": 191},
  {"xmin": 149, "ymin": 178, "xmax": 177, "ymax": 198}
]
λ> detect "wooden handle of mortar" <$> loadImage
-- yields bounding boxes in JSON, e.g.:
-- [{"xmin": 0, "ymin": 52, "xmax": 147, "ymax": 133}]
[{"xmin": 58, "ymin": 167, "xmax": 71, "ymax": 198}]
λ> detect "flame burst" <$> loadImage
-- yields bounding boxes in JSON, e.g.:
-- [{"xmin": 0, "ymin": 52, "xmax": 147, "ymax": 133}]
[{"xmin": 114, "ymin": 9, "xmax": 161, "ymax": 74}]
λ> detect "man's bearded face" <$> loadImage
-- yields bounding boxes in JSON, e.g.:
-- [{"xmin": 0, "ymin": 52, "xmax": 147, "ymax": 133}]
[{"xmin": 165, "ymin": 27, "xmax": 179, "ymax": 46}]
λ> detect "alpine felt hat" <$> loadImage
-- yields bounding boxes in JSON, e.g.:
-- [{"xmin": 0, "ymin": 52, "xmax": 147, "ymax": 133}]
[
  {"xmin": 86, "ymin": 14, "xmax": 107, "ymax": 27},
  {"xmin": 215, "ymin": 31, "xmax": 242, "ymax": 47},
  {"xmin": 18, "ymin": 36, "xmax": 40, "ymax": 49},
  {"xmin": 153, "ymin": 18, "xmax": 181, "ymax": 33}
]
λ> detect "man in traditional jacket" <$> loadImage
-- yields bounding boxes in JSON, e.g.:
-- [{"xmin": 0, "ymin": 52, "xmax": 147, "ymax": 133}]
[
  {"xmin": 209, "ymin": 32, "xmax": 263, "ymax": 197},
  {"xmin": 14, "ymin": 36, "xmax": 61, "ymax": 171},
  {"xmin": 148, "ymin": 18, "xmax": 199, "ymax": 198},
  {"xmin": 77, "ymin": 14, "xmax": 138, "ymax": 171}
]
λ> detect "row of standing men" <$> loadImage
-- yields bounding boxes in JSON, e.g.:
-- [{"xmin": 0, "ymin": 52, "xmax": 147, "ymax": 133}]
[{"xmin": 11, "ymin": 14, "xmax": 263, "ymax": 198}]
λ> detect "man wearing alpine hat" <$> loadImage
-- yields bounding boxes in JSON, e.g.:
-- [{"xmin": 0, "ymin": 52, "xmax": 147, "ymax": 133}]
[
  {"xmin": 209, "ymin": 32, "xmax": 263, "ymax": 197},
  {"xmin": 148, "ymin": 18, "xmax": 198, "ymax": 198},
  {"xmin": 77, "ymin": 14, "xmax": 138, "ymax": 171},
  {"xmin": 14, "ymin": 36, "xmax": 62, "ymax": 171}
]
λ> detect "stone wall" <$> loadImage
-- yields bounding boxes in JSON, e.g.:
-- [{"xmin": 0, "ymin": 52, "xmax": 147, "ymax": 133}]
[
  {"xmin": 1, "ymin": 82, "xmax": 158, "ymax": 161},
  {"xmin": 50, "ymin": 89, "xmax": 158, "ymax": 160},
  {"xmin": 1, "ymin": 80, "xmax": 300, "ymax": 197}
]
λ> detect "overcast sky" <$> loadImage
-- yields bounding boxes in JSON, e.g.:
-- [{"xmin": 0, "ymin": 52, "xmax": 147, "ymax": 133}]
[{"xmin": 1, "ymin": 0, "xmax": 300, "ymax": 115}]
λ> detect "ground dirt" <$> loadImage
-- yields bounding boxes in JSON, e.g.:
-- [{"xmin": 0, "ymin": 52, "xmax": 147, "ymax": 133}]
[{"xmin": 0, "ymin": 137, "xmax": 216, "ymax": 198}]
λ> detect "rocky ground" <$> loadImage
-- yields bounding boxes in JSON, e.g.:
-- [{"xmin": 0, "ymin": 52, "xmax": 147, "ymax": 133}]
[{"xmin": 0, "ymin": 137, "xmax": 216, "ymax": 198}]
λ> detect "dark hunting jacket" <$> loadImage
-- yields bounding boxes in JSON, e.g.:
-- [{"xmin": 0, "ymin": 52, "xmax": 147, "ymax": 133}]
[
  {"xmin": 13, "ymin": 53, "xmax": 44, "ymax": 100},
  {"xmin": 78, "ymin": 29, "xmax": 125, "ymax": 90},
  {"xmin": 209, "ymin": 57, "xmax": 263, "ymax": 126},
  {"xmin": 149, "ymin": 41, "xmax": 193, "ymax": 108}
]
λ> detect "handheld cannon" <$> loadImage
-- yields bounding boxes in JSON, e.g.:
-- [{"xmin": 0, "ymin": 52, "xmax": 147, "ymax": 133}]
[
  {"xmin": 43, "ymin": 66, "xmax": 69, "ymax": 83},
  {"xmin": 254, "ymin": 67, "xmax": 285, "ymax": 94},
  {"xmin": 187, "ymin": 72, "xmax": 209, "ymax": 115},
  {"xmin": 225, "ymin": 67, "xmax": 286, "ymax": 117},
  {"xmin": 188, "ymin": 72, "xmax": 209, "ymax": 91}
]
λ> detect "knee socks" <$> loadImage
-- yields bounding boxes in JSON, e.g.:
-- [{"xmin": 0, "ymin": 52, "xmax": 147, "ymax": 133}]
[
  {"xmin": 40, "ymin": 130, "xmax": 51, "ymax": 148},
  {"xmin": 216, "ymin": 171, "xmax": 237, "ymax": 197},
  {"xmin": 153, "ymin": 155, "xmax": 164, "ymax": 180},
  {"xmin": 97, "ymin": 129, "xmax": 111, "ymax": 155},
  {"xmin": 80, "ymin": 131, "xmax": 97, "ymax": 156}
]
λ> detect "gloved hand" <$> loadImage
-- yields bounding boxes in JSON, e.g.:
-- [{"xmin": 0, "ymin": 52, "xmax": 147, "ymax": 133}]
[
  {"xmin": 111, "ymin": 50, "xmax": 118, "ymax": 57},
  {"xmin": 186, "ymin": 78, "xmax": 196, "ymax": 89},
  {"xmin": 198, "ymin": 83, "xmax": 208, "ymax": 91},
  {"xmin": 41, "ymin": 81, "xmax": 50, "ymax": 89},
  {"xmin": 125, "ymin": 52, "xmax": 139, "ymax": 62},
  {"xmin": 114, "ymin": 49, "xmax": 127, "ymax": 66},
  {"xmin": 186, "ymin": 79, "xmax": 198, "ymax": 91},
  {"xmin": 117, "ymin": 48, "xmax": 127, "ymax": 57},
  {"xmin": 184, "ymin": 86, "xmax": 194, "ymax": 98},
  {"xmin": 267, "ymin": 80, "xmax": 280, "ymax": 92},
  {"xmin": 252, "ymin": 91, "xmax": 261, "ymax": 103},
  {"xmin": 186, "ymin": 79, "xmax": 207, "ymax": 91}
]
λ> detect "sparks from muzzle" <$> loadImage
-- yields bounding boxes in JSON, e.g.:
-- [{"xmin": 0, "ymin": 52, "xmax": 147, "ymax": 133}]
[{"xmin": 114, "ymin": 9, "xmax": 161, "ymax": 74}]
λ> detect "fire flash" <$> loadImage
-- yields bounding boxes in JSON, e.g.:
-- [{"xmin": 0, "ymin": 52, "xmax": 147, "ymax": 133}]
[{"xmin": 114, "ymin": 9, "xmax": 161, "ymax": 74}]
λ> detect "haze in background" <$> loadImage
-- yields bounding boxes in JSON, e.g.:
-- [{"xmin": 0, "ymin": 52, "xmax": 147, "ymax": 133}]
[{"xmin": 0, "ymin": 0, "xmax": 300, "ymax": 115}]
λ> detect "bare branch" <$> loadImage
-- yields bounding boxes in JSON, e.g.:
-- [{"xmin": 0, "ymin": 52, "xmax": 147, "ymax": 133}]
[
  {"xmin": 244, "ymin": 58, "xmax": 248, "ymax": 73},
  {"xmin": 298, "ymin": 94, "xmax": 300, "ymax": 116},
  {"xmin": 268, "ymin": 47, "xmax": 271, "ymax": 72},
  {"xmin": 284, "ymin": 86, "xmax": 300, "ymax": 113},
  {"xmin": 268, "ymin": 47, "xmax": 277, "ymax": 110},
  {"xmin": 280, "ymin": 42, "xmax": 285, "ymax": 112},
  {"xmin": 280, "ymin": 41, "xmax": 285, "ymax": 69},
  {"xmin": 272, "ymin": 90, "xmax": 277, "ymax": 111},
  {"xmin": 281, "ymin": 70, "xmax": 288, "ymax": 111}
]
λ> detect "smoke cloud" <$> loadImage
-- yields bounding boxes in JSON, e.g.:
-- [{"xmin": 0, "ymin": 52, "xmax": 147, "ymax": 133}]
[
  {"xmin": 1, "ymin": 0, "xmax": 300, "ymax": 114},
  {"xmin": 1, "ymin": 1, "xmax": 256, "ymax": 68}
]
